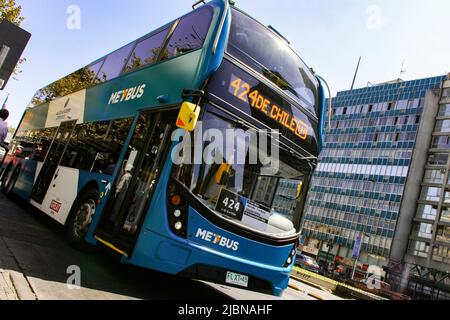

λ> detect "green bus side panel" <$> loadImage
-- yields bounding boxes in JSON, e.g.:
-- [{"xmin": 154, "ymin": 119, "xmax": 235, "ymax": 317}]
[{"xmin": 84, "ymin": 50, "xmax": 204, "ymax": 123}]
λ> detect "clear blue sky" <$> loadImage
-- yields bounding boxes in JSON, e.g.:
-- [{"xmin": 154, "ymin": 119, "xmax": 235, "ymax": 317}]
[{"xmin": 2, "ymin": 0, "xmax": 450, "ymax": 127}]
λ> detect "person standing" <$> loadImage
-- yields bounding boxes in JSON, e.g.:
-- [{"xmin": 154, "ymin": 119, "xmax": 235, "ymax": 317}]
[{"xmin": 0, "ymin": 109, "xmax": 9, "ymax": 145}]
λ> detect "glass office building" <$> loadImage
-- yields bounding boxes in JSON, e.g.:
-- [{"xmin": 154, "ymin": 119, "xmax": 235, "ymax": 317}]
[{"xmin": 301, "ymin": 76, "xmax": 446, "ymax": 275}]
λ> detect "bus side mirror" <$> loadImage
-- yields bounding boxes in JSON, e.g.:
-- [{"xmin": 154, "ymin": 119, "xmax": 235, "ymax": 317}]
[{"xmin": 176, "ymin": 102, "xmax": 201, "ymax": 132}]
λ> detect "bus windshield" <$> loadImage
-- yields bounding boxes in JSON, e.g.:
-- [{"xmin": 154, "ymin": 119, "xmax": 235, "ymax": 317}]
[
  {"xmin": 228, "ymin": 9, "xmax": 319, "ymax": 115},
  {"xmin": 173, "ymin": 105, "xmax": 311, "ymax": 238}
]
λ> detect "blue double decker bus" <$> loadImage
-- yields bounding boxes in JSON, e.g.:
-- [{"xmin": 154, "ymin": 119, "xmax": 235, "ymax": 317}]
[{"xmin": 0, "ymin": 0, "xmax": 328, "ymax": 296}]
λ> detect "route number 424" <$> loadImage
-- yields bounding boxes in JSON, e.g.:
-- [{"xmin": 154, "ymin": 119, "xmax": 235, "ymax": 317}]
[{"xmin": 222, "ymin": 197, "xmax": 241, "ymax": 213}]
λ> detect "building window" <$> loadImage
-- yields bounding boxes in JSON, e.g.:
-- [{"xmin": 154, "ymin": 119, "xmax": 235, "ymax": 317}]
[
  {"xmin": 442, "ymin": 88, "xmax": 450, "ymax": 99},
  {"xmin": 445, "ymin": 191, "xmax": 450, "ymax": 204},
  {"xmin": 419, "ymin": 187, "xmax": 441, "ymax": 202},
  {"xmin": 435, "ymin": 120, "xmax": 450, "ymax": 133},
  {"xmin": 432, "ymin": 136, "xmax": 450, "ymax": 149},
  {"xmin": 387, "ymin": 102, "xmax": 395, "ymax": 111},
  {"xmin": 419, "ymin": 98, "xmax": 425, "ymax": 108},
  {"xmin": 438, "ymin": 104, "xmax": 450, "ymax": 116},
  {"xmin": 412, "ymin": 223, "xmax": 433, "ymax": 240},
  {"xmin": 416, "ymin": 204, "xmax": 437, "ymax": 221},
  {"xmin": 428, "ymin": 153, "xmax": 449, "ymax": 166},
  {"xmin": 423, "ymin": 169, "xmax": 445, "ymax": 184},
  {"xmin": 408, "ymin": 240, "xmax": 430, "ymax": 258},
  {"xmin": 441, "ymin": 206, "xmax": 450, "ymax": 223},
  {"xmin": 432, "ymin": 245, "xmax": 450, "ymax": 264},
  {"xmin": 436, "ymin": 226, "xmax": 450, "ymax": 243}
]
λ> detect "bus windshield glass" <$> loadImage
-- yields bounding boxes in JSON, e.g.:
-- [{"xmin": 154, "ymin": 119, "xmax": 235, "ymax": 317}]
[
  {"xmin": 173, "ymin": 105, "xmax": 311, "ymax": 237},
  {"xmin": 227, "ymin": 9, "xmax": 319, "ymax": 115}
]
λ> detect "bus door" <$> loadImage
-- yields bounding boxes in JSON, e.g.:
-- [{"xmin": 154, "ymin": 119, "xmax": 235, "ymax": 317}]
[
  {"xmin": 95, "ymin": 110, "xmax": 176, "ymax": 256},
  {"xmin": 30, "ymin": 120, "xmax": 77, "ymax": 204}
]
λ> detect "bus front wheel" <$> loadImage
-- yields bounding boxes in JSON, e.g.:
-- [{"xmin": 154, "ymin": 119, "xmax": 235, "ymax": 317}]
[{"xmin": 65, "ymin": 188, "xmax": 99, "ymax": 250}]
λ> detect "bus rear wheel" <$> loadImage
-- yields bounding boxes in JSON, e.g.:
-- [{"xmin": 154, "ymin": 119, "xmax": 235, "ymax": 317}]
[
  {"xmin": 65, "ymin": 188, "xmax": 99, "ymax": 250},
  {"xmin": 0, "ymin": 164, "xmax": 12, "ymax": 192},
  {"xmin": 4, "ymin": 168, "xmax": 20, "ymax": 196}
]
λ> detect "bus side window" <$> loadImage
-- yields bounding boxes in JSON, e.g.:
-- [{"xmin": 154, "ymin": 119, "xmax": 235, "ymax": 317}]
[
  {"xmin": 58, "ymin": 118, "xmax": 133, "ymax": 175},
  {"xmin": 31, "ymin": 128, "xmax": 56, "ymax": 162},
  {"xmin": 123, "ymin": 28, "xmax": 170, "ymax": 74},
  {"xmin": 162, "ymin": 6, "xmax": 213, "ymax": 61},
  {"xmin": 96, "ymin": 43, "xmax": 135, "ymax": 82}
]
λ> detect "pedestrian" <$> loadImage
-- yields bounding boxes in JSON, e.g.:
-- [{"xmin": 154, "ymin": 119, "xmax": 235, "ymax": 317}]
[{"xmin": 0, "ymin": 109, "xmax": 9, "ymax": 145}]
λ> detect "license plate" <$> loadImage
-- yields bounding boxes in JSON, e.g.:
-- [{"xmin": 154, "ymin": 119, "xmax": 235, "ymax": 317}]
[{"xmin": 225, "ymin": 271, "xmax": 249, "ymax": 288}]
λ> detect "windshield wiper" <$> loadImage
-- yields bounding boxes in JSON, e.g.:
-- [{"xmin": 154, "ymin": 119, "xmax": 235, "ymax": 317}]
[{"xmin": 278, "ymin": 194, "xmax": 301, "ymax": 201}]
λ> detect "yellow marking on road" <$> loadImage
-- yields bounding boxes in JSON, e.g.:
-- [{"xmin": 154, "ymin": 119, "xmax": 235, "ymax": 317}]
[{"xmin": 293, "ymin": 267, "xmax": 385, "ymax": 300}]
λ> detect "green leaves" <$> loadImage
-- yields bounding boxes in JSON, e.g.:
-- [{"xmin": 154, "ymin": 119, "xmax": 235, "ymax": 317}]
[{"xmin": 0, "ymin": 0, "xmax": 24, "ymax": 26}]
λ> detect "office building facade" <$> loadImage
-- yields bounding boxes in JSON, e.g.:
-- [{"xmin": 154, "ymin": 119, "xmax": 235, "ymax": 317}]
[
  {"xmin": 386, "ymin": 76, "xmax": 450, "ymax": 299},
  {"xmin": 301, "ymin": 75, "xmax": 446, "ymax": 279}
]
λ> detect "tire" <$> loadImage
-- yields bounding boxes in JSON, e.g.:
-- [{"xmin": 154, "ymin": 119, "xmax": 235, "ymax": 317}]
[
  {"xmin": 65, "ymin": 188, "xmax": 99, "ymax": 250},
  {"xmin": 4, "ymin": 167, "xmax": 20, "ymax": 197},
  {"xmin": 0, "ymin": 164, "xmax": 12, "ymax": 192}
]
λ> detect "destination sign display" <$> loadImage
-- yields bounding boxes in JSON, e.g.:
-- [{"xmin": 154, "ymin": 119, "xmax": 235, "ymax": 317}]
[
  {"xmin": 206, "ymin": 60, "xmax": 319, "ymax": 155},
  {"xmin": 229, "ymin": 75, "xmax": 309, "ymax": 141}
]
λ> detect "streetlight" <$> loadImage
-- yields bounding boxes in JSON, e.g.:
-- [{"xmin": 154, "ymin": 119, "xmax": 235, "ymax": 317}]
[{"xmin": 351, "ymin": 232, "xmax": 370, "ymax": 280}]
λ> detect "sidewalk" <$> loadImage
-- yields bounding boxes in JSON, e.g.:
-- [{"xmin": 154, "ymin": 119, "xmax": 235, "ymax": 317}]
[
  {"xmin": 0, "ymin": 269, "xmax": 18, "ymax": 300},
  {"xmin": 0, "ymin": 236, "xmax": 37, "ymax": 301}
]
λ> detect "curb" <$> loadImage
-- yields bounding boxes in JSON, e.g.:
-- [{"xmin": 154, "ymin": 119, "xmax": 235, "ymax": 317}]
[
  {"xmin": 9, "ymin": 270, "xmax": 37, "ymax": 300},
  {"xmin": 0, "ymin": 269, "xmax": 18, "ymax": 300}
]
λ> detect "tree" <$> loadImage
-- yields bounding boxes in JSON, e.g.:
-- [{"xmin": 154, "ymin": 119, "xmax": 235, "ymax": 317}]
[
  {"xmin": 32, "ymin": 67, "xmax": 98, "ymax": 106},
  {"xmin": 0, "ymin": 0, "xmax": 24, "ymax": 26},
  {"xmin": 1, "ymin": 0, "xmax": 25, "ymax": 78}
]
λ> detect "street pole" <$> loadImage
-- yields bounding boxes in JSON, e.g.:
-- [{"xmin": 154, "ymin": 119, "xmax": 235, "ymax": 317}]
[
  {"xmin": 351, "ymin": 233, "xmax": 363, "ymax": 280},
  {"xmin": 1, "ymin": 94, "xmax": 9, "ymax": 109},
  {"xmin": 351, "ymin": 251, "xmax": 360, "ymax": 280}
]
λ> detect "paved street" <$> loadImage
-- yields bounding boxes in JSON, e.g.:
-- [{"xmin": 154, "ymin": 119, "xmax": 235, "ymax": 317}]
[{"xmin": 0, "ymin": 193, "xmax": 341, "ymax": 300}]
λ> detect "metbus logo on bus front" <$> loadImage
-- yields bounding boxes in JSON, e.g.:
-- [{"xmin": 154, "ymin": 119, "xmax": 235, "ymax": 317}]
[
  {"xmin": 195, "ymin": 228, "xmax": 239, "ymax": 251},
  {"xmin": 108, "ymin": 84, "xmax": 146, "ymax": 105}
]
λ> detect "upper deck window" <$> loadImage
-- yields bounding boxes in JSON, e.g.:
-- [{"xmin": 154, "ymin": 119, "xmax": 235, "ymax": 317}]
[
  {"xmin": 227, "ymin": 9, "xmax": 319, "ymax": 115},
  {"xmin": 123, "ymin": 28, "xmax": 170, "ymax": 73},
  {"xmin": 30, "ymin": 59, "xmax": 105, "ymax": 106},
  {"xmin": 97, "ymin": 43, "xmax": 135, "ymax": 82},
  {"xmin": 162, "ymin": 6, "xmax": 213, "ymax": 61}
]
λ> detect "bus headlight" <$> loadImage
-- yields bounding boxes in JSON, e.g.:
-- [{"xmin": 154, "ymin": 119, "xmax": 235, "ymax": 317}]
[
  {"xmin": 174, "ymin": 209, "xmax": 182, "ymax": 218},
  {"xmin": 284, "ymin": 245, "xmax": 297, "ymax": 268},
  {"xmin": 174, "ymin": 222, "xmax": 183, "ymax": 231}
]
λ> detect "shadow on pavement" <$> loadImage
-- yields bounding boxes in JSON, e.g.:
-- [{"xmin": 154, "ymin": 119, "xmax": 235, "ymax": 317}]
[{"xmin": 0, "ymin": 193, "xmax": 229, "ymax": 300}]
